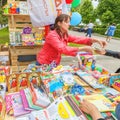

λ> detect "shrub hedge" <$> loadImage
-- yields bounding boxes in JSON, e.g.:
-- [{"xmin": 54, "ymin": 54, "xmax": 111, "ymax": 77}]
[{"xmin": 94, "ymin": 25, "xmax": 120, "ymax": 38}]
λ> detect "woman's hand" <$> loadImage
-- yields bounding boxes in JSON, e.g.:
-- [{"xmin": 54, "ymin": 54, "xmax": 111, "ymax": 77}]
[
  {"xmin": 91, "ymin": 38, "xmax": 107, "ymax": 48},
  {"xmin": 79, "ymin": 99, "xmax": 103, "ymax": 120},
  {"xmin": 94, "ymin": 49, "xmax": 106, "ymax": 55},
  {"xmin": 79, "ymin": 46, "xmax": 94, "ymax": 54}
]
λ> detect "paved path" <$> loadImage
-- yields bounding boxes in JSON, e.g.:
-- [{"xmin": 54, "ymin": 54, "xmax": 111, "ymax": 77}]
[{"xmin": 61, "ymin": 30, "xmax": 120, "ymax": 73}]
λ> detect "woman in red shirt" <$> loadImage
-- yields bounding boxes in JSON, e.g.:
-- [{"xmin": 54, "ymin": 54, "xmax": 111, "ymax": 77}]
[{"xmin": 37, "ymin": 14, "xmax": 106, "ymax": 65}]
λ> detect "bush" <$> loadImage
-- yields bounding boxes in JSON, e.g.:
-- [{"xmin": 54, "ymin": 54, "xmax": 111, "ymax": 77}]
[
  {"xmin": 93, "ymin": 27, "xmax": 106, "ymax": 35},
  {"xmin": 93, "ymin": 25, "xmax": 120, "ymax": 39}
]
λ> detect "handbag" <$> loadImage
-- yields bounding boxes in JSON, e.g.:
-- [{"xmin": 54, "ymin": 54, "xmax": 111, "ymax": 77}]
[{"xmin": 105, "ymin": 30, "xmax": 108, "ymax": 35}]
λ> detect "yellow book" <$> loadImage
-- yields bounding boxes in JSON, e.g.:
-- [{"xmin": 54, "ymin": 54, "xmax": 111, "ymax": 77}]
[{"xmin": 82, "ymin": 94, "xmax": 115, "ymax": 112}]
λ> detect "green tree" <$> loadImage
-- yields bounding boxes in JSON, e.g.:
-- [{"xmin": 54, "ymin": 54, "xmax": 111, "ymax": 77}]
[
  {"xmin": 97, "ymin": 0, "xmax": 120, "ymax": 24},
  {"xmin": 0, "ymin": 0, "xmax": 8, "ymax": 25},
  {"xmin": 0, "ymin": 0, "xmax": 7, "ymax": 7},
  {"xmin": 79, "ymin": 0, "xmax": 95, "ymax": 24},
  {"xmin": 101, "ymin": 10, "xmax": 114, "ymax": 24},
  {"xmin": 0, "ymin": 7, "xmax": 8, "ymax": 25}
]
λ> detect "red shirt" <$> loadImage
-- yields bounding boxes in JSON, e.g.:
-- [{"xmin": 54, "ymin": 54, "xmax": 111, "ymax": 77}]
[{"xmin": 37, "ymin": 30, "xmax": 92, "ymax": 65}]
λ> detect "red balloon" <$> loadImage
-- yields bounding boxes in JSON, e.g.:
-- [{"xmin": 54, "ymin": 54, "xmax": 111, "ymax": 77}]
[{"xmin": 66, "ymin": 0, "xmax": 73, "ymax": 4}]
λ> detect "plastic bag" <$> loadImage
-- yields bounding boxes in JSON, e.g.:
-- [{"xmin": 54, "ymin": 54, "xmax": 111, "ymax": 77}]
[{"xmin": 105, "ymin": 30, "xmax": 108, "ymax": 35}]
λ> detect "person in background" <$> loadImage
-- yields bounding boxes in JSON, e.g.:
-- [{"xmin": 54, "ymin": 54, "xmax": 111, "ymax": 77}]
[
  {"xmin": 106, "ymin": 23, "xmax": 116, "ymax": 42},
  {"xmin": 37, "ymin": 14, "xmax": 106, "ymax": 66},
  {"xmin": 85, "ymin": 20, "xmax": 94, "ymax": 37}
]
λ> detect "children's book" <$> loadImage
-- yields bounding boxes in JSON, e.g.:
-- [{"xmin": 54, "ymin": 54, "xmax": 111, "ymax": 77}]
[
  {"xmin": 20, "ymin": 89, "xmax": 33, "ymax": 111},
  {"xmin": 30, "ymin": 83, "xmax": 51, "ymax": 108},
  {"xmin": 75, "ymin": 70, "xmax": 105, "ymax": 89},
  {"xmin": 60, "ymin": 72, "xmax": 75, "ymax": 85},
  {"xmin": 5, "ymin": 92, "xmax": 30, "ymax": 117},
  {"xmin": 6, "ymin": 73, "xmax": 18, "ymax": 92},
  {"xmin": 0, "ymin": 83, "xmax": 6, "ymax": 99},
  {"xmin": 24, "ymin": 88, "xmax": 42, "ymax": 110},
  {"xmin": 81, "ymin": 94, "xmax": 115, "ymax": 112},
  {"xmin": 0, "ymin": 96, "xmax": 6, "ymax": 120},
  {"xmin": 30, "ymin": 96, "xmax": 85, "ymax": 120},
  {"xmin": 17, "ymin": 73, "xmax": 28, "ymax": 91},
  {"xmin": 30, "ymin": 110, "xmax": 49, "ymax": 120},
  {"xmin": 65, "ymin": 95, "xmax": 87, "ymax": 120},
  {"xmin": 27, "ymin": 72, "xmax": 41, "ymax": 87}
]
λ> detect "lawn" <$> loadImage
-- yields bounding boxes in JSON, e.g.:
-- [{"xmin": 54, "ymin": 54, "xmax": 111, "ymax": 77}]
[{"xmin": 0, "ymin": 27, "xmax": 9, "ymax": 44}]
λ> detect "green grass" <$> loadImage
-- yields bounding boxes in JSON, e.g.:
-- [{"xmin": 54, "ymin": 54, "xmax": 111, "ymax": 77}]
[{"xmin": 0, "ymin": 27, "xmax": 9, "ymax": 44}]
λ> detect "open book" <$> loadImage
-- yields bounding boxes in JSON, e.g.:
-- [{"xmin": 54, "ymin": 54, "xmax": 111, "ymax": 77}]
[
  {"xmin": 81, "ymin": 94, "xmax": 115, "ymax": 112},
  {"xmin": 30, "ymin": 96, "xmax": 87, "ymax": 120}
]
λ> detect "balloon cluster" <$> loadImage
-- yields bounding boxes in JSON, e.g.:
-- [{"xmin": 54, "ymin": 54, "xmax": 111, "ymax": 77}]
[{"xmin": 65, "ymin": 0, "xmax": 82, "ymax": 26}]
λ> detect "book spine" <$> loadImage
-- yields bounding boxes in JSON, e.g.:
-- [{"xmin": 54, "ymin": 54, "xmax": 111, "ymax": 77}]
[{"xmin": 20, "ymin": 89, "xmax": 32, "ymax": 111}]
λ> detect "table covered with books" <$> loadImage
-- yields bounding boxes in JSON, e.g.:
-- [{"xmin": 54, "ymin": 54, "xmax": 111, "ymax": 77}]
[{"xmin": 1, "ymin": 52, "xmax": 120, "ymax": 120}]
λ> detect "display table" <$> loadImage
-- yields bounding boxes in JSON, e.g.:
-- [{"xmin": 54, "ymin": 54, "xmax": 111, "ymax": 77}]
[
  {"xmin": 9, "ymin": 45, "xmax": 43, "ymax": 72},
  {"xmin": 3, "ymin": 74, "xmax": 118, "ymax": 120}
]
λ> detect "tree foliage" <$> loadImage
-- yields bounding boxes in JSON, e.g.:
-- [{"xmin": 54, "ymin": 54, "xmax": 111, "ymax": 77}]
[
  {"xmin": 101, "ymin": 10, "xmax": 114, "ymax": 24},
  {"xmin": 0, "ymin": 0, "xmax": 7, "ymax": 7},
  {"xmin": 97, "ymin": 0, "xmax": 120, "ymax": 24},
  {"xmin": 0, "ymin": 0, "xmax": 7, "ymax": 25},
  {"xmin": 80, "ymin": 0, "xmax": 96, "ymax": 24},
  {"xmin": 72, "ymin": 0, "xmax": 96, "ymax": 24}
]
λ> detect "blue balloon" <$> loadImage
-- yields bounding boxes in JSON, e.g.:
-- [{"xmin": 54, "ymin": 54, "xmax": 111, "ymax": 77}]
[{"xmin": 70, "ymin": 12, "xmax": 82, "ymax": 26}]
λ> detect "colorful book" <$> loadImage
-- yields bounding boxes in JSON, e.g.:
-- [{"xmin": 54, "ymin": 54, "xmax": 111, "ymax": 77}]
[
  {"xmin": 30, "ymin": 83, "xmax": 51, "ymax": 108},
  {"xmin": 29, "ymin": 96, "xmax": 82, "ymax": 120},
  {"xmin": 75, "ymin": 70, "xmax": 105, "ymax": 89},
  {"xmin": 0, "ymin": 83, "xmax": 6, "ymax": 99},
  {"xmin": 82, "ymin": 94, "xmax": 115, "ymax": 112},
  {"xmin": 5, "ymin": 92, "xmax": 30, "ymax": 117},
  {"xmin": 65, "ymin": 95, "xmax": 87, "ymax": 120},
  {"xmin": 6, "ymin": 73, "xmax": 18, "ymax": 93},
  {"xmin": 20, "ymin": 89, "xmax": 33, "ymax": 111},
  {"xmin": 24, "ymin": 88, "xmax": 42, "ymax": 110},
  {"xmin": 17, "ymin": 73, "xmax": 28, "ymax": 91},
  {"xmin": 30, "ymin": 110, "xmax": 49, "ymax": 120},
  {"xmin": 0, "ymin": 96, "xmax": 6, "ymax": 120}
]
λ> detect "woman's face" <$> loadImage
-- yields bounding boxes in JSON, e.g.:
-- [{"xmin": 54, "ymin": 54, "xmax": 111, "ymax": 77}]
[{"xmin": 58, "ymin": 18, "xmax": 70, "ymax": 33}]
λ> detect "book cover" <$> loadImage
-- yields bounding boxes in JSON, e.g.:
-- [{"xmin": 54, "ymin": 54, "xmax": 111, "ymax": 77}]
[
  {"xmin": 6, "ymin": 73, "xmax": 18, "ymax": 93},
  {"xmin": 24, "ymin": 88, "xmax": 42, "ymax": 110},
  {"xmin": 30, "ymin": 110, "xmax": 49, "ymax": 120},
  {"xmin": 17, "ymin": 73, "xmax": 28, "ymax": 91},
  {"xmin": 30, "ymin": 96, "xmax": 86, "ymax": 120},
  {"xmin": 0, "ymin": 83, "xmax": 6, "ymax": 99},
  {"xmin": 5, "ymin": 92, "xmax": 30, "ymax": 117},
  {"xmin": 65, "ymin": 95, "xmax": 87, "ymax": 120},
  {"xmin": 30, "ymin": 83, "xmax": 51, "ymax": 108},
  {"xmin": 75, "ymin": 70, "xmax": 105, "ymax": 89},
  {"xmin": 20, "ymin": 89, "xmax": 33, "ymax": 111},
  {"xmin": 27, "ymin": 72, "xmax": 41, "ymax": 87},
  {"xmin": 82, "ymin": 94, "xmax": 115, "ymax": 112},
  {"xmin": 0, "ymin": 96, "xmax": 6, "ymax": 120}
]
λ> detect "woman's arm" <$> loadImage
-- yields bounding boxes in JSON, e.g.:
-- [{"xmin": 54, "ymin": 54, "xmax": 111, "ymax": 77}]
[
  {"xmin": 68, "ymin": 35, "xmax": 107, "ymax": 48},
  {"xmin": 68, "ymin": 35, "xmax": 92, "ymax": 45}
]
